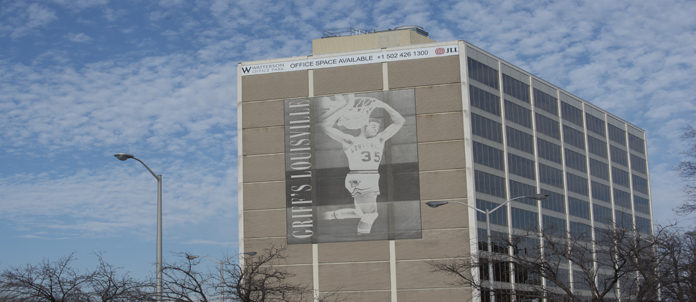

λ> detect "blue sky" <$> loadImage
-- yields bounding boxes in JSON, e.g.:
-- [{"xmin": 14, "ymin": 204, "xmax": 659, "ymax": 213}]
[{"xmin": 1, "ymin": 0, "xmax": 695, "ymax": 278}]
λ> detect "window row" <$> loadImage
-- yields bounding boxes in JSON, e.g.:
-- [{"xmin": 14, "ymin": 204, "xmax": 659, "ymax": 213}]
[
  {"xmin": 512, "ymin": 207, "xmax": 538, "ymax": 231},
  {"xmin": 508, "ymin": 153, "xmax": 536, "ymax": 180},
  {"xmin": 468, "ymin": 58, "xmax": 498, "ymax": 89},
  {"xmin": 611, "ymin": 145, "xmax": 628, "ymax": 166},
  {"xmin": 505, "ymin": 100, "xmax": 532, "ymax": 128},
  {"xmin": 470, "ymin": 85, "xmax": 500, "ymax": 115},
  {"xmin": 569, "ymin": 197, "xmax": 590, "ymax": 219},
  {"xmin": 586, "ymin": 113, "xmax": 605, "ymax": 136},
  {"xmin": 612, "ymin": 167, "xmax": 629, "ymax": 187},
  {"xmin": 561, "ymin": 102, "xmax": 583, "ymax": 126},
  {"xmin": 472, "ymin": 113, "xmax": 502, "ymax": 143},
  {"xmin": 534, "ymin": 88, "xmax": 558, "ymax": 115},
  {"xmin": 614, "ymin": 188, "xmax": 631, "ymax": 208},
  {"xmin": 543, "ymin": 215, "xmax": 566, "ymax": 237},
  {"xmin": 473, "ymin": 141, "xmax": 504, "ymax": 170},
  {"xmin": 477, "ymin": 199, "xmax": 508, "ymax": 226},
  {"xmin": 503, "ymin": 74, "xmax": 529, "ymax": 102},
  {"xmin": 565, "ymin": 148, "xmax": 587, "ymax": 173},
  {"xmin": 563, "ymin": 125, "xmax": 585, "ymax": 149},
  {"xmin": 509, "ymin": 180, "xmax": 537, "ymax": 206},
  {"xmin": 475, "ymin": 170, "xmax": 507, "ymax": 198},
  {"xmin": 608, "ymin": 124, "xmax": 626, "ymax": 146},
  {"xmin": 536, "ymin": 114, "xmax": 560, "ymax": 139},
  {"xmin": 629, "ymin": 134, "xmax": 645, "ymax": 154},
  {"xmin": 507, "ymin": 126, "xmax": 534, "ymax": 154}
]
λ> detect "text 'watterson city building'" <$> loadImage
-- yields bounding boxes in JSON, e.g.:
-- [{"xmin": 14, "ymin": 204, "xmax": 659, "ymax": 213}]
[{"xmin": 237, "ymin": 27, "xmax": 653, "ymax": 302}]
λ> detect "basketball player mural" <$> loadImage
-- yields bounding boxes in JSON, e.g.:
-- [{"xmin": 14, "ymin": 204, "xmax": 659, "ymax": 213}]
[{"xmin": 318, "ymin": 93, "xmax": 405, "ymax": 234}]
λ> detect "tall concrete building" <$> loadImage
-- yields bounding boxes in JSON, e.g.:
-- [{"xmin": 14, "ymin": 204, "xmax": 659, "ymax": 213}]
[{"xmin": 237, "ymin": 27, "xmax": 653, "ymax": 302}]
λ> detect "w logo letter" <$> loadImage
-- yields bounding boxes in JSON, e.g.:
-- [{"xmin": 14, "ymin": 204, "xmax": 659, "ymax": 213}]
[{"xmin": 241, "ymin": 66, "xmax": 252, "ymax": 74}]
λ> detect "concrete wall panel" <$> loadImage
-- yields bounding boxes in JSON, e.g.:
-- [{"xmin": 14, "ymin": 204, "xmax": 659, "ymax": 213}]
[
  {"xmin": 389, "ymin": 56, "xmax": 460, "ymax": 89},
  {"xmin": 242, "ymin": 71, "xmax": 308, "ymax": 102},
  {"xmin": 314, "ymin": 63, "xmax": 383, "ymax": 95}
]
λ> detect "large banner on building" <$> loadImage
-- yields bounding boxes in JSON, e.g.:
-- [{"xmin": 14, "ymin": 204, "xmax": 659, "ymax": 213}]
[{"xmin": 284, "ymin": 90, "xmax": 421, "ymax": 244}]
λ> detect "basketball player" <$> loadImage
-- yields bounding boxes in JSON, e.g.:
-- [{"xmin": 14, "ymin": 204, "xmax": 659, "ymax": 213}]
[{"xmin": 319, "ymin": 94, "xmax": 405, "ymax": 234}]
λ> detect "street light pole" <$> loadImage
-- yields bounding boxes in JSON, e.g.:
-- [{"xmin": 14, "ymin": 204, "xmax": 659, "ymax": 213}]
[
  {"xmin": 114, "ymin": 153, "xmax": 163, "ymax": 301},
  {"xmin": 426, "ymin": 194, "xmax": 548, "ymax": 302}
]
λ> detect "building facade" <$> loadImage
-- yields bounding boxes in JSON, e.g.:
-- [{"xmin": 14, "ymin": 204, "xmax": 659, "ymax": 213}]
[{"xmin": 237, "ymin": 28, "xmax": 653, "ymax": 302}]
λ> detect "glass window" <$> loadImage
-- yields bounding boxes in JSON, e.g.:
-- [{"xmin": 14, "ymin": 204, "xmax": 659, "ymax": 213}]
[
  {"xmin": 587, "ymin": 135, "xmax": 607, "ymax": 157},
  {"xmin": 570, "ymin": 221, "xmax": 592, "ymax": 240},
  {"xmin": 468, "ymin": 58, "xmax": 499, "ymax": 89},
  {"xmin": 506, "ymin": 127, "xmax": 534, "ymax": 154},
  {"xmin": 478, "ymin": 229, "xmax": 509, "ymax": 253},
  {"xmin": 473, "ymin": 142, "xmax": 504, "ymax": 170},
  {"xmin": 503, "ymin": 74, "xmax": 529, "ymax": 103},
  {"xmin": 476, "ymin": 199, "xmax": 508, "ymax": 226},
  {"xmin": 508, "ymin": 153, "xmax": 536, "ymax": 180},
  {"xmin": 539, "ymin": 164, "xmax": 564, "ymax": 188},
  {"xmin": 475, "ymin": 170, "xmax": 507, "ymax": 198},
  {"xmin": 537, "ymin": 138, "xmax": 562, "ymax": 163},
  {"xmin": 592, "ymin": 181, "xmax": 610, "ymax": 202},
  {"xmin": 509, "ymin": 180, "xmax": 537, "ymax": 206},
  {"xmin": 472, "ymin": 113, "xmax": 502, "ymax": 143},
  {"xmin": 535, "ymin": 114, "xmax": 560, "ymax": 139},
  {"xmin": 590, "ymin": 158, "xmax": 609, "ymax": 180},
  {"xmin": 636, "ymin": 216, "xmax": 651, "ymax": 234},
  {"xmin": 470, "ymin": 85, "xmax": 500, "ymax": 116},
  {"xmin": 512, "ymin": 207, "xmax": 538, "ymax": 231},
  {"xmin": 629, "ymin": 134, "xmax": 645, "ymax": 154},
  {"xmin": 504, "ymin": 100, "xmax": 532, "ymax": 128},
  {"xmin": 610, "ymin": 146, "xmax": 628, "ymax": 166},
  {"xmin": 631, "ymin": 154, "xmax": 647, "ymax": 174},
  {"xmin": 585, "ymin": 113, "xmax": 606, "ymax": 136},
  {"xmin": 534, "ymin": 88, "xmax": 558, "ymax": 115},
  {"xmin": 563, "ymin": 125, "xmax": 585, "ymax": 149},
  {"xmin": 567, "ymin": 173, "xmax": 588, "ymax": 195},
  {"xmin": 543, "ymin": 215, "xmax": 566, "ymax": 237},
  {"xmin": 615, "ymin": 210, "xmax": 633, "ymax": 229},
  {"xmin": 565, "ymin": 148, "xmax": 587, "ymax": 173},
  {"xmin": 608, "ymin": 124, "xmax": 626, "ymax": 146},
  {"xmin": 612, "ymin": 167, "xmax": 629, "ymax": 187},
  {"xmin": 569, "ymin": 197, "xmax": 590, "ymax": 219},
  {"xmin": 613, "ymin": 188, "xmax": 631, "ymax": 209},
  {"xmin": 561, "ymin": 102, "xmax": 583, "ymax": 126},
  {"xmin": 633, "ymin": 174, "xmax": 649, "ymax": 194},
  {"xmin": 634, "ymin": 195, "xmax": 650, "ymax": 214},
  {"xmin": 593, "ymin": 204, "xmax": 612, "ymax": 225},
  {"xmin": 540, "ymin": 189, "xmax": 565, "ymax": 213}
]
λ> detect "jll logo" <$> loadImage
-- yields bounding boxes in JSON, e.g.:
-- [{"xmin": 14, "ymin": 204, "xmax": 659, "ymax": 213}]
[{"xmin": 435, "ymin": 48, "xmax": 445, "ymax": 55}]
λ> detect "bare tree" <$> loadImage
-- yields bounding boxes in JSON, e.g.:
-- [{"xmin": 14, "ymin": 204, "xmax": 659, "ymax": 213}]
[
  {"xmin": 160, "ymin": 253, "xmax": 215, "ymax": 302},
  {"xmin": 430, "ymin": 225, "xmax": 661, "ymax": 302},
  {"xmin": 0, "ymin": 253, "xmax": 92, "ymax": 301},
  {"xmin": 221, "ymin": 247, "xmax": 310, "ymax": 302},
  {"xmin": 656, "ymin": 228, "xmax": 696, "ymax": 302},
  {"xmin": 88, "ymin": 253, "xmax": 154, "ymax": 301},
  {"xmin": 678, "ymin": 125, "xmax": 696, "ymax": 214}
]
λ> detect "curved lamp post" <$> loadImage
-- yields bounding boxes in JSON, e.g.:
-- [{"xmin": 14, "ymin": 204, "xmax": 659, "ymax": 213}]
[
  {"xmin": 187, "ymin": 252, "xmax": 257, "ymax": 302},
  {"xmin": 427, "ymin": 193, "xmax": 548, "ymax": 302},
  {"xmin": 114, "ymin": 153, "xmax": 163, "ymax": 301}
]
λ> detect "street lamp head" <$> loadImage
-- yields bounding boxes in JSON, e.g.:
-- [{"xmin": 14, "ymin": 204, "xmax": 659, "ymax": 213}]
[
  {"xmin": 114, "ymin": 153, "xmax": 134, "ymax": 161},
  {"xmin": 426, "ymin": 201, "xmax": 449, "ymax": 208},
  {"xmin": 530, "ymin": 193, "xmax": 549, "ymax": 200},
  {"xmin": 186, "ymin": 254, "xmax": 199, "ymax": 260},
  {"xmin": 242, "ymin": 251, "xmax": 257, "ymax": 256}
]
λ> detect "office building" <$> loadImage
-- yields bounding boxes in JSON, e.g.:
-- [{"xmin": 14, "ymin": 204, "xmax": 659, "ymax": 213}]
[{"xmin": 237, "ymin": 27, "xmax": 653, "ymax": 301}]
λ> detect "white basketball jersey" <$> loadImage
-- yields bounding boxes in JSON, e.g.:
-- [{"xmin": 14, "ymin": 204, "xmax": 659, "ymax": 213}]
[{"xmin": 343, "ymin": 136, "xmax": 385, "ymax": 170}]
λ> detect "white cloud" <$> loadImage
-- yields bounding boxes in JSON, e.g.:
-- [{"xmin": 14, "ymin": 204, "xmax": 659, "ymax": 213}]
[
  {"xmin": 1, "ymin": 3, "xmax": 58, "ymax": 38},
  {"xmin": 66, "ymin": 32, "xmax": 91, "ymax": 43}
]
